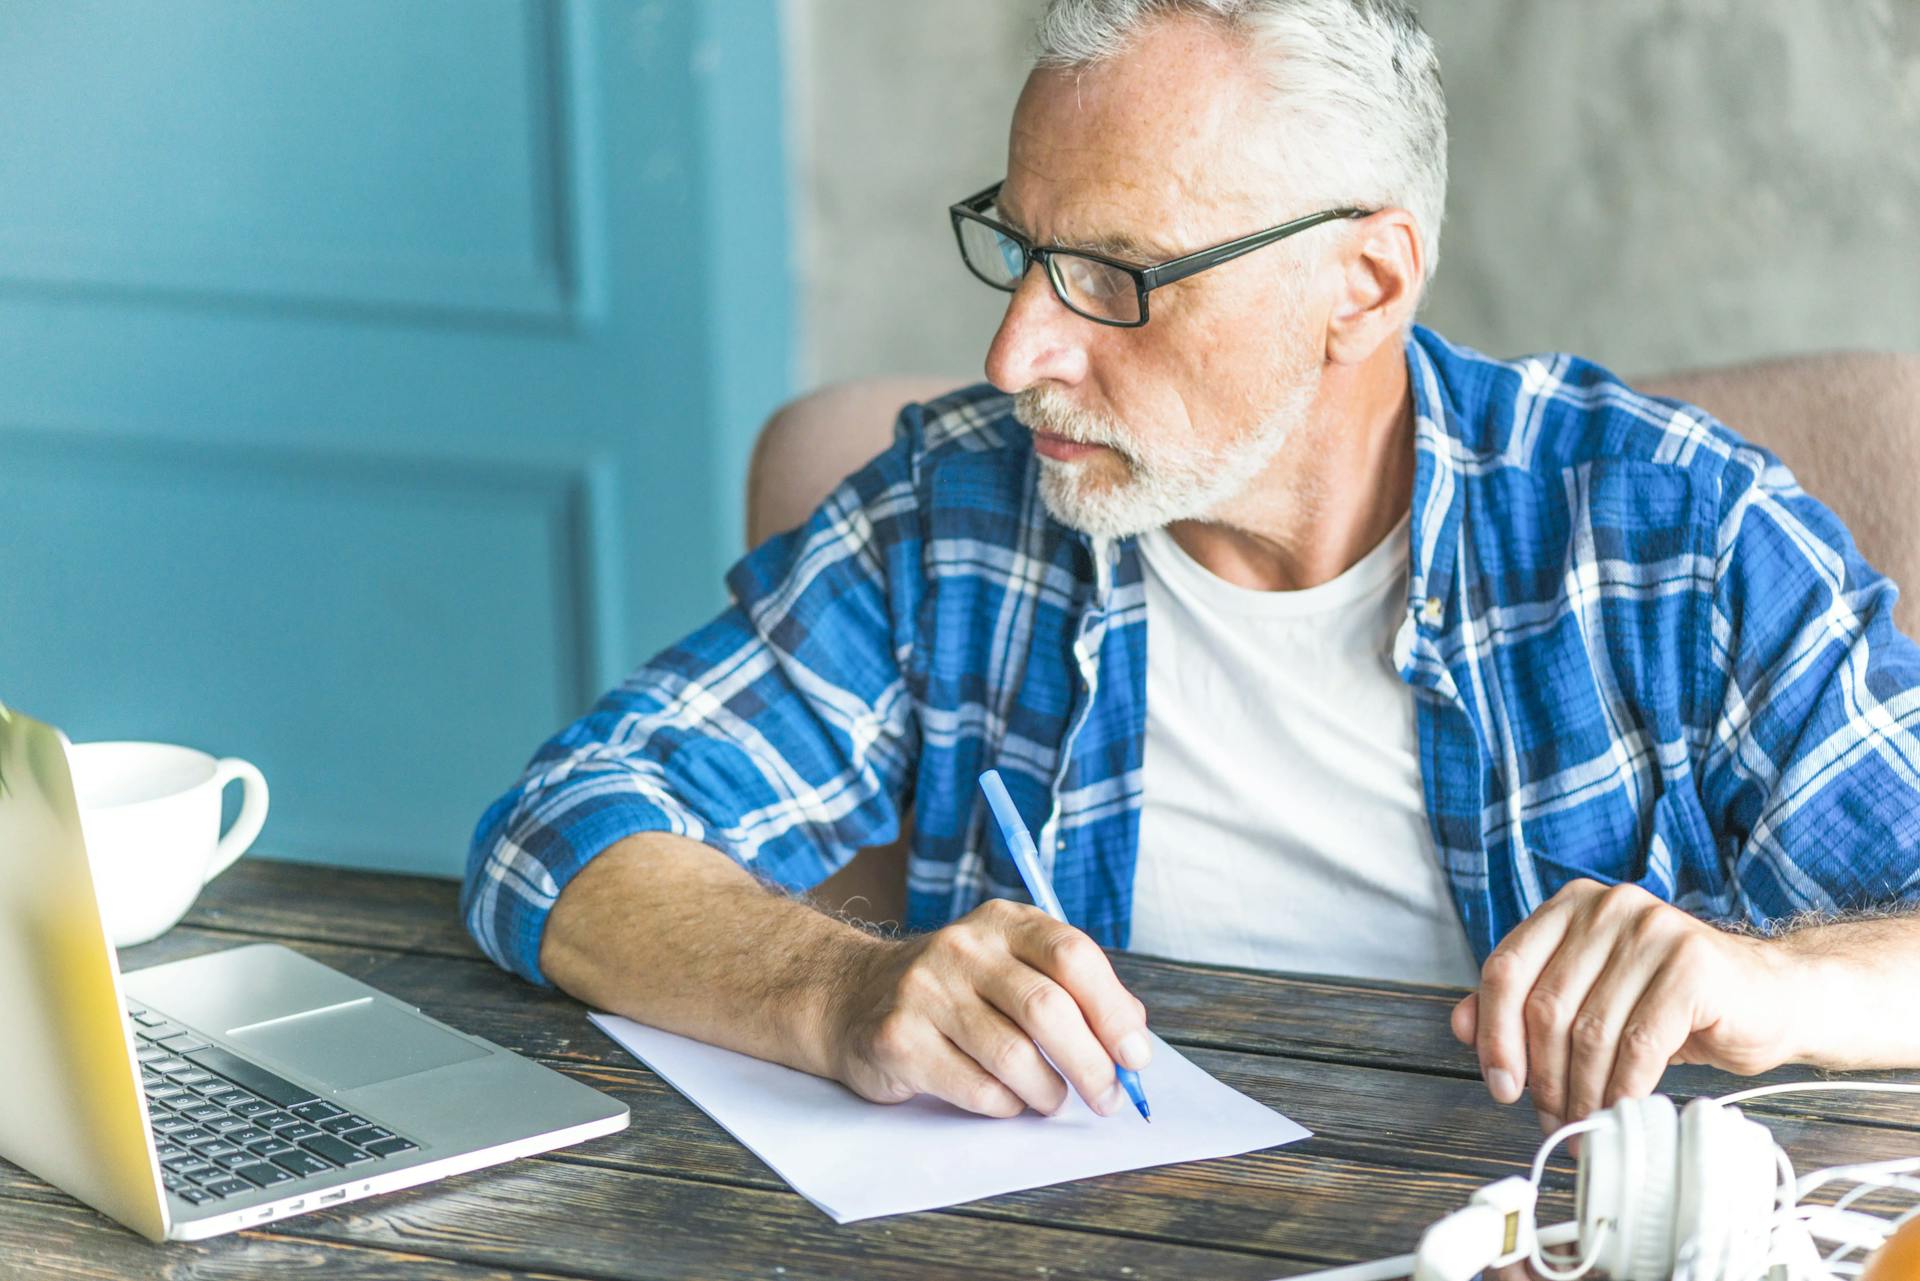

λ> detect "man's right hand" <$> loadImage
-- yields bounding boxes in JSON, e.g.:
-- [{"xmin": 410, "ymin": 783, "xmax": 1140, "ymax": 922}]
[{"xmin": 822, "ymin": 897, "xmax": 1154, "ymax": 1118}]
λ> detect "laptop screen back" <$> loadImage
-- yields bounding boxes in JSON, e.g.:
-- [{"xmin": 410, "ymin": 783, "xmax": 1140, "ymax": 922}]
[{"xmin": 0, "ymin": 704, "xmax": 167, "ymax": 1240}]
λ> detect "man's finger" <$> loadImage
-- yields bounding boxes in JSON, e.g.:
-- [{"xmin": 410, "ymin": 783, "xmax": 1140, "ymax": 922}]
[
  {"xmin": 941, "ymin": 995, "xmax": 1070, "ymax": 1116},
  {"xmin": 1560, "ymin": 935, "xmax": 1670, "ymax": 1125},
  {"xmin": 1475, "ymin": 892, "xmax": 1580, "ymax": 1104},
  {"xmin": 1520, "ymin": 917, "xmax": 1621, "ymax": 1126},
  {"xmin": 1011, "ymin": 920, "xmax": 1153, "ymax": 1071},
  {"xmin": 978, "ymin": 963, "xmax": 1124, "ymax": 1115},
  {"xmin": 1452, "ymin": 992, "xmax": 1478, "ymax": 1044},
  {"xmin": 1602, "ymin": 962, "xmax": 1695, "ymax": 1109},
  {"xmin": 917, "ymin": 1032, "xmax": 1028, "ymax": 1118}
]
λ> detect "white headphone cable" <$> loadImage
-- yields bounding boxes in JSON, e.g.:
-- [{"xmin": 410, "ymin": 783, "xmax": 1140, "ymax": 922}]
[
  {"xmin": 1279, "ymin": 1221, "xmax": 1584, "ymax": 1281},
  {"xmin": 1715, "ymin": 1081, "xmax": 1920, "ymax": 1107},
  {"xmin": 1525, "ymin": 1117, "xmax": 1611, "ymax": 1281}
]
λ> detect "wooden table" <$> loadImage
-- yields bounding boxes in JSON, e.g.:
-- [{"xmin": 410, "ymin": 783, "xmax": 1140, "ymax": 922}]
[{"xmin": 7, "ymin": 860, "xmax": 1918, "ymax": 1279}]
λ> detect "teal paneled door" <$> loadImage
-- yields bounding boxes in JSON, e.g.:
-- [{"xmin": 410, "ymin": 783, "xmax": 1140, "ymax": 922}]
[{"xmin": 0, "ymin": 1, "xmax": 792, "ymax": 875}]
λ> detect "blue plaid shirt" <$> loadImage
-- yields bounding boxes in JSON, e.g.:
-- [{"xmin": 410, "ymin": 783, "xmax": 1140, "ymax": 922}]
[{"xmin": 465, "ymin": 326, "xmax": 1920, "ymax": 986}]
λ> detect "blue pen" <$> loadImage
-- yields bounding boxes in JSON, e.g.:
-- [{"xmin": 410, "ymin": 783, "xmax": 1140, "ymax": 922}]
[{"xmin": 978, "ymin": 769, "xmax": 1151, "ymax": 1122}]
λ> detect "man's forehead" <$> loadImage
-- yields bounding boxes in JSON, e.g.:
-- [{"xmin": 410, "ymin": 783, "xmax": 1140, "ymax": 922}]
[{"xmin": 998, "ymin": 30, "xmax": 1280, "ymax": 253}]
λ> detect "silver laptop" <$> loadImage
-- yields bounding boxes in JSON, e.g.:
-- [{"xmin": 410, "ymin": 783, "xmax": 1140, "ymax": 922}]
[{"xmin": 0, "ymin": 703, "xmax": 629, "ymax": 1240}]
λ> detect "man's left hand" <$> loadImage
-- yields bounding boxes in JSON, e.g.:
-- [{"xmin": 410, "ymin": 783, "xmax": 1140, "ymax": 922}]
[{"xmin": 1450, "ymin": 878, "xmax": 1803, "ymax": 1132}]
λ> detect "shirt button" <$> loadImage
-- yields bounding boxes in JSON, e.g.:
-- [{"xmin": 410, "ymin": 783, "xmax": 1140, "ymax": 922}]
[{"xmin": 1420, "ymin": 596, "xmax": 1444, "ymax": 626}]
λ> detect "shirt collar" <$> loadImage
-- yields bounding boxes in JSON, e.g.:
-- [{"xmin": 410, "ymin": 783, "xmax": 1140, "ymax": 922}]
[{"xmin": 1404, "ymin": 324, "xmax": 1467, "ymax": 638}]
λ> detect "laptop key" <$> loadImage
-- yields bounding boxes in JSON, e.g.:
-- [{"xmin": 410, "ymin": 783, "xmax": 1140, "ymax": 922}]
[
  {"xmin": 168, "ymin": 1127, "xmax": 217, "ymax": 1146},
  {"xmin": 360, "ymin": 1136, "xmax": 418, "ymax": 1159},
  {"xmin": 183, "ymin": 1046, "xmax": 318, "ymax": 1108},
  {"xmin": 161, "ymin": 1154, "xmax": 204, "ymax": 1172},
  {"xmin": 301, "ymin": 1135, "xmax": 374, "ymax": 1166},
  {"xmin": 176, "ymin": 1163, "xmax": 222, "ymax": 1183},
  {"xmin": 226, "ymin": 1126, "xmax": 274, "ymax": 1145},
  {"xmin": 147, "ymin": 1086, "xmax": 191, "ymax": 1105},
  {"xmin": 273, "ymin": 1121, "xmax": 322, "ymax": 1141},
  {"xmin": 232, "ymin": 1161, "xmax": 296, "ymax": 1188},
  {"xmin": 200, "ymin": 1177, "xmax": 251, "ymax": 1198},
  {"xmin": 206, "ymin": 1089, "xmax": 253, "ymax": 1107},
  {"xmin": 148, "ymin": 1057, "xmax": 191, "ymax": 1075},
  {"xmin": 268, "ymin": 1149, "xmax": 336, "ymax": 1178},
  {"xmin": 209, "ymin": 1116, "xmax": 253, "ymax": 1134},
  {"xmin": 153, "ymin": 1142, "xmax": 188, "ymax": 1161},
  {"xmin": 176, "ymin": 1187, "xmax": 210, "ymax": 1205},
  {"xmin": 156, "ymin": 1033, "xmax": 211, "ymax": 1055},
  {"xmin": 135, "ymin": 1045, "xmax": 168, "ymax": 1064},
  {"xmin": 171, "ymin": 1070, "xmax": 219, "ymax": 1089},
  {"xmin": 136, "ymin": 1022, "xmax": 182, "ymax": 1041},
  {"xmin": 319, "ymin": 1113, "xmax": 370, "ymax": 1135},
  {"xmin": 288, "ymin": 1100, "xmax": 344, "ymax": 1123},
  {"xmin": 152, "ymin": 1117, "xmax": 197, "ymax": 1135},
  {"xmin": 338, "ymin": 1126, "xmax": 389, "ymax": 1146},
  {"xmin": 182, "ymin": 1104, "xmax": 226, "ymax": 1123},
  {"xmin": 246, "ymin": 1139, "xmax": 297, "ymax": 1158},
  {"xmin": 232, "ymin": 1099, "xmax": 276, "ymax": 1119}
]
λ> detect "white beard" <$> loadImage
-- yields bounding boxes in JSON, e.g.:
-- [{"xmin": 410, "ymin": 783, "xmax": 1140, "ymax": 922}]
[{"xmin": 1016, "ymin": 380, "xmax": 1314, "ymax": 541}]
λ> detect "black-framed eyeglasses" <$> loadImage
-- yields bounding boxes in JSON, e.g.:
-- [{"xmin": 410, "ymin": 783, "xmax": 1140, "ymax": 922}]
[{"xmin": 949, "ymin": 181, "xmax": 1371, "ymax": 328}]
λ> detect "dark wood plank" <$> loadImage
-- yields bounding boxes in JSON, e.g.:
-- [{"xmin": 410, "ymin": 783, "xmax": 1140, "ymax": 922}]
[
  {"xmin": 182, "ymin": 858, "xmax": 476, "ymax": 959},
  {"xmin": 0, "ymin": 1153, "xmax": 1386, "ymax": 1281},
  {"xmin": 0, "ymin": 1189, "xmax": 583, "ymax": 1281}
]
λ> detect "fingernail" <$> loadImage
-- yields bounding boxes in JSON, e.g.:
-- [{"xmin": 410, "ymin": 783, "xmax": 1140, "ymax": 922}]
[
  {"xmin": 1540, "ymin": 1111, "xmax": 1562, "ymax": 1136},
  {"xmin": 1487, "ymin": 1067, "xmax": 1518, "ymax": 1104},
  {"xmin": 1116, "ymin": 1032, "xmax": 1152, "ymax": 1070},
  {"xmin": 1098, "ymin": 1083, "xmax": 1125, "ymax": 1115}
]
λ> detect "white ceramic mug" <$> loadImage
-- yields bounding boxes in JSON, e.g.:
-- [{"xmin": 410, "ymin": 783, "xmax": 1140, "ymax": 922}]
[{"xmin": 66, "ymin": 741, "xmax": 271, "ymax": 947}]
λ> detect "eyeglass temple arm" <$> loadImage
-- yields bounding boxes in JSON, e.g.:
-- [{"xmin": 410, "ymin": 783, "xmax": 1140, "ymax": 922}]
[{"xmin": 1142, "ymin": 208, "xmax": 1369, "ymax": 290}]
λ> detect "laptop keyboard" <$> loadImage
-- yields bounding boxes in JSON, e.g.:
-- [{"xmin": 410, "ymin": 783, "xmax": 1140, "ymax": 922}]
[{"xmin": 126, "ymin": 1002, "xmax": 420, "ymax": 1206}]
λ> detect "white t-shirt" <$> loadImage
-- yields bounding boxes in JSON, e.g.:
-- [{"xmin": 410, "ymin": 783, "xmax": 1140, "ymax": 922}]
[{"xmin": 1127, "ymin": 515, "xmax": 1481, "ymax": 987}]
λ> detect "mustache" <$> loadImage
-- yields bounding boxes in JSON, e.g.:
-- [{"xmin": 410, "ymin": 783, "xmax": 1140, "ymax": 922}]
[{"xmin": 1012, "ymin": 387, "xmax": 1133, "ymax": 452}]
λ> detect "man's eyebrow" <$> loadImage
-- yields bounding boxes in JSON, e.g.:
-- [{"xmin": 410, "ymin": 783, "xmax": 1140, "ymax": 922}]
[{"xmin": 994, "ymin": 197, "xmax": 1167, "ymax": 263}]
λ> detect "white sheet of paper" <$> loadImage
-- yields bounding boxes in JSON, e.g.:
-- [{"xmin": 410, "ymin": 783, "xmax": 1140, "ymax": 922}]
[{"xmin": 589, "ymin": 1012, "xmax": 1311, "ymax": 1222}]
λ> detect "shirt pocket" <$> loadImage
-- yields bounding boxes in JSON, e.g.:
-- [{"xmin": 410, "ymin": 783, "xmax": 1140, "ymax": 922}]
[
  {"xmin": 1635, "ymin": 781, "xmax": 1723, "ymax": 904},
  {"xmin": 1523, "ymin": 779, "xmax": 1716, "ymax": 907}
]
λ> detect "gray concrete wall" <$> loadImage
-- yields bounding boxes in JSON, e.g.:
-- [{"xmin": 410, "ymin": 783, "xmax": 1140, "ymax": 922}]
[{"xmin": 784, "ymin": 0, "xmax": 1920, "ymax": 387}]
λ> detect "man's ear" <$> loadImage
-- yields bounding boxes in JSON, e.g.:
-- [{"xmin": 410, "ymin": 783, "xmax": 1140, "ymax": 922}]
[{"xmin": 1325, "ymin": 208, "xmax": 1423, "ymax": 366}]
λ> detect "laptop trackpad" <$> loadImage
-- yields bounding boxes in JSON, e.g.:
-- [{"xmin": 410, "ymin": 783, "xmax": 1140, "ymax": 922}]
[{"xmin": 227, "ymin": 998, "xmax": 489, "ymax": 1090}]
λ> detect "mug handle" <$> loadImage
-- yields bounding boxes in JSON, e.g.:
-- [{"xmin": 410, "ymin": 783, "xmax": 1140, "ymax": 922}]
[{"xmin": 205, "ymin": 757, "xmax": 271, "ymax": 884}]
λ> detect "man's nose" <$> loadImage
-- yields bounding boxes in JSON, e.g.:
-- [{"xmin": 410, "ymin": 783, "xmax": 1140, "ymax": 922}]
[{"xmin": 984, "ymin": 266, "xmax": 1091, "ymax": 394}]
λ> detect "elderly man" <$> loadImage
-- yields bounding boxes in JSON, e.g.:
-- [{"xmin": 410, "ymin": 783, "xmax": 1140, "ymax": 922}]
[{"xmin": 464, "ymin": 0, "xmax": 1920, "ymax": 1139}]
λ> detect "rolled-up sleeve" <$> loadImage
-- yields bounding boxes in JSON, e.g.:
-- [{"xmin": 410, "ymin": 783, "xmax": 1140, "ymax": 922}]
[
  {"xmin": 462, "ymin": 411, "xmax": 929, "ymax": 984},
  {"xmin": 1698, "ymin": 444, "xmax": 1920, "ymax": 923}
]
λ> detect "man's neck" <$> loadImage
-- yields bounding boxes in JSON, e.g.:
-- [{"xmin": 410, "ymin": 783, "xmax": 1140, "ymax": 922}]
[{"xmin": 1164, "ymin": 339, "xmax": 1415, "ymax": 592}]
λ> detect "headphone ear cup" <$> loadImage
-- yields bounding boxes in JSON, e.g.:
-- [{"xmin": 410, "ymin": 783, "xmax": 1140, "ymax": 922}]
[
  {"xmin": 1577, "ymin": 1094, "xmax": 1680, "ymax": 1281},
  {"xmin": 1674, "ymin": 1099, "xmax": 1778, "ymax": 1281}
]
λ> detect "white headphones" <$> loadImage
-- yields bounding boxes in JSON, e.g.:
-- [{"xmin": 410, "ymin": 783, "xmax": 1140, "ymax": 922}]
[{"xmin": 1294, "ymin": 1082, "xmax": 1920, "ymax": 1281}]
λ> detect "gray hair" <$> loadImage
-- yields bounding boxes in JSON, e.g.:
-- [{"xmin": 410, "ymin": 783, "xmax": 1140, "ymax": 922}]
[{"xmin": 1033, "ymin": 0, "xmax": 1448, "ymax": 287}]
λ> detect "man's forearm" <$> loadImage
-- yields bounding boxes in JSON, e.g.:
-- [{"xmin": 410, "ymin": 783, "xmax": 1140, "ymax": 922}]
[
  {"xmin": 537, "ymin": 833, "xmax": 889, "ymax": 1079},
  {"xmin": 1774, "ymin": 910, "xmax": 1920, "ymax": 1070}
]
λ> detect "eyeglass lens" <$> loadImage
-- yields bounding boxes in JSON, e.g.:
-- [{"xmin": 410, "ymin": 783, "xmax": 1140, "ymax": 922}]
[{"xmin": 956, "ymin": 215, "xmax": 1141, "ymax": 324}]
